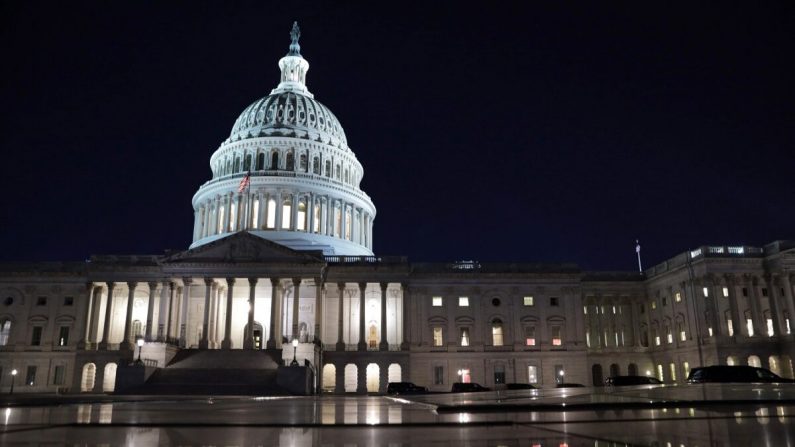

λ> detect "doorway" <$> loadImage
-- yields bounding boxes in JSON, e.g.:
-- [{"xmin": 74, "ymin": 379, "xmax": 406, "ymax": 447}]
[{"xmin": 244, "ymin": 322, "xmax": 264, "ymax": 349}]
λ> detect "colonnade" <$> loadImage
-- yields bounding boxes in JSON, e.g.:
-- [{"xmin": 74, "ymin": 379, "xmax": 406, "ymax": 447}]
[{"xmin": 192, "ymin": 190, "xmax": 373, "ymax": 249}]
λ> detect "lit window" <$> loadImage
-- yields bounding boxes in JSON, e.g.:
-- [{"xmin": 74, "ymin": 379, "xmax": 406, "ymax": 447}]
[
  {"xmin": 707, "ymin": 327, "xmax": 713, "ymax": 337},
  {"xmin": 527, "ymin": 365, "xmax": 538, "ymax": 384},
  {"xmin": 767, "ymin": 318, "xmax": 774, "ymax": 337},
  {"xmin": 583, "ymin": 306, "xmax": 587, "ymax": 315},
  {"xmin": 525, "ymin": 326, "xmax": 535, "ymax": 346},
  {"xmin": 217, "ymin": 206, "xmax": 225, "ymax": 234},
  {"xmin": 492, "ymin": 320, "xmax": 504, "ymax": 346},
  {"xmin": 458, "ymin": 297, "xmax": 469, "ymax": 307},
  {"xmin": 666, "ymin": 327, "xmax": 673, "ymax": 344},
  {"xmin": 297, "ymin": 200, "xmax": 307, "ymax": 231},
  {"xmin": 722, "ymin": 287, "xmax": 729, "ymax": 297},
  {"xmin": 585, "ymin": 332, "xmax": 590, "ymax": 347},
  {"xmin": 523, "ymin": 296, "xmax": 534, "ymax": 306},
  {"xmin": 675, "ymin": 292, "xmax": 682, "ymax": 302},
  {"xmin": 786, "ymin": 318, "xmax": 792, "ymax": 335},
  {"xmin": 654, "ymin": 328, "xmax": 660, "ymax": 346},
  {"xmin": 58, "ymin": 326, "xmax": 69, "ymax": 346},
  {"xmin": 433, "ymin": 327, "xmax": 443, "ymax": 346},
  {"xmin": 612, "ymin": 306, "xmax": 617, "ymax": 314},
  {"xmin": 746, "ymin": 318, "xmax": 755, "ymax": 336},
  {"xmin": 281, "ymin": 198, "xmax": 292, "ymax": 229},
  {"xmin": 669, "ymin": 363, "xmax": 677, "ymax": 382},
  {"xmin": 651, "ymin": 301, "xmax": 657, "ymax": 310},
  {"xmin": 680, "ymin": 329, "xmax": 687, "ymax": 342},
  {"xmin": 683, "ymin": 361, "xmax": 690, "ymax": 378},
  {"xmin": 266, "ymin": 198, "xmax": 276, "ymax": 228},
  {"xmin": 460, "ymin": 328, "xmax": 470, "ymax": 347},
  {"xmin": 432, "ymin": 296, "xmax": 442, "ymax": 307},
  {"xmin": 727, "ymin": 318, "xmax": 734, "ymax": 337},
  {"xmin": 551, "ymin": 326, "xmax": 562, "ymax": 346},
  {"xmin": 657, "ymin": 364, "xmax": 664, "ymax": 382},
  {"xmin": 251, "ymin": 199, "xmax": 260, "ymax": 228},
  {"xmin": 702, "ymin": 287, "xmax": 709, "ymax": 297},
  {"xmin": 0, "ymin": 320, "xmax": 11, "ymax": 346}
]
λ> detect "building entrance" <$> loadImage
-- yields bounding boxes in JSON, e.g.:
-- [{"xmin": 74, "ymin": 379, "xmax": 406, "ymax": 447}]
[{"xmin": 244, "ymin": 322, "xmax": 264, "ymax": 350}]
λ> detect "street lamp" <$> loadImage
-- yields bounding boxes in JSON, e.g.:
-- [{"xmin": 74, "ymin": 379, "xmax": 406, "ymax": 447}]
[
  {"xmin": 136, "ymin": 338, "xmax": 144, "ymax": 365},
  {"xmin": 9, "ymin": 369, "xmax": 17, "ymax": 395},
  {"xmin": 557, "ymin": 369, "xmax": 565, "ymax": 384},
  {"xmin": 290, "ymin": 339, "xmax": 299, "ymax": 366}
]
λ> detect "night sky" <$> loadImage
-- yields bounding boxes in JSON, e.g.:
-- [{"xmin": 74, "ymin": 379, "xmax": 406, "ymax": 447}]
[{"xmin": 2, "ymin": 2, "xmax": 793, "ymax": 271}]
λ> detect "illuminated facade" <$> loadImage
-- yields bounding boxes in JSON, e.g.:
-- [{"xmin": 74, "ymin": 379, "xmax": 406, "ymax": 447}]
[{"xmin": 0, "ymin": 25, "xmax": 793, "ymax": 394}]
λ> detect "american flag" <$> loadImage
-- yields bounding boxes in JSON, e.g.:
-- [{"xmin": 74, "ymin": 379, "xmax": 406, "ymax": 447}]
[{"xmin": 238, "ymin": 173, "xmax": 250, "ymax": 193}]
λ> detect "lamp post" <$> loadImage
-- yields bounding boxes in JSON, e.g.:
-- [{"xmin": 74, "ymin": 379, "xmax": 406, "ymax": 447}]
[
  {"xmin": 9, "ymin": 369, "xmax": 17, "ymax": 395},
  {"xmin": 557, "ymin": 369, "xmax": 565, "ymax": 384},
  {"xmin": 135, "ymin": 338, "xmax": 144, "ymax": 365},
  {"xmin": 291, "ymin": 338, "xmax": 299, "ymax": 366}
]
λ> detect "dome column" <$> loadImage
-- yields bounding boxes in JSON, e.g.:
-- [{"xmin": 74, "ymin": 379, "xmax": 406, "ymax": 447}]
[{"xmin": 275, "ymin": 191, "xmax": 284, "ymax": 230}]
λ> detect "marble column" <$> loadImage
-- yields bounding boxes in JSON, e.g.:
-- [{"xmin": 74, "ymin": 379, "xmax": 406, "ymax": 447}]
[
  {"xmin": 222, "ymin": 278, "xmax": 235, "ymax": 349},
  {"xmin": 358, "ymin": 282, "xmax": 367, "ymax": 351},
  {"xmin": 765, "ymin": 274, "xmax": 784, "ymax": 336},
  {"xmin": 314, "ymin": 278, "xmax": 323, "ymax": 344},
  {"xmin": 267, "ymin": 278, "xmax": 279, "ymax": 349},
  {"xmin": 782, "ymin": 274, "xmax": 795, "ymax": 334},
  {"xmin": 121, "ymin": 282, "xmax": 138, "ymax": 350},
  {"xmin": 165, "ymin": 283, "xmax": 175, "ymax": 342},
  {"xmin": 78, "ymin": 283, "xmax": 95, "ymax": 349},
  {"xmin": 145, "ymin": 282, "xmax": 157, "ymax": 341},
  {"xmin": 211, "ymin": 284, "xmax": 221, "ymax": 347},
  {"xmin": 161, "ymin": 282, "xmax": 173, "ymax": 342},
  {"xmin": 244, "ymin": 277, "xmax": 257, "ymax": 349},
  {"xmin": 336, "ymin": 282, "xmax": 345, "ymax": 350},
  {"xmin": 401, "ymin": 283, "xmax": 410, "ymax": 350},
  {"xmin": 291, "ymin": 278, "xmax": 301, "ymax": 341},
  {"xmin": 99, "ymin": 282, "xmax": 115, "ymax": 350},
  {"xmin": 180, "ymin": 278, "xmax": 192, "ymax": 347},
  {"xmin": 88, "ymin": 285, "xmax": 103, "ymax": 345},
  {"xmin": 746, "ymin": 275, "xmax": 764, "ymax": 336},
  {"xmin": 275, "ymin": 192, "xmax": 283, "ymax": 230},
  {"xmin": 725, "ymin": 274, "xmax": 742, "ymax": 337},
  {"xmin": 379, "ymin": 283, "xmax": 388, "ymax": 351},
  {"xmin": 200, "ymin": 278, "xmax": 213, "ymax": 349}
]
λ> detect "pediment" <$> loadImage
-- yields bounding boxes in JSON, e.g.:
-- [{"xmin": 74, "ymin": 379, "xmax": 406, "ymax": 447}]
[{"xmin": 164, "ymin": 232, "xmax": 324, "ymax": 265}]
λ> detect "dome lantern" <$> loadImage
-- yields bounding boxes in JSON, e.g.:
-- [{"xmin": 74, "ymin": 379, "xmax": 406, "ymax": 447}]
[{"xmin": 272, "ymin": 21, "xmax": 312, "ymax": 98}]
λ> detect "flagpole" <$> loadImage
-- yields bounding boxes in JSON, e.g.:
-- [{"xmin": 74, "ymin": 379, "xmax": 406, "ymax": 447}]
[
  {"xmin": 635, "ymin": 239, "xmax": 643, "ymax": 274},
  {"xmin": 246, "ymin": 171, "xmax": 252, "ymax": 230}
]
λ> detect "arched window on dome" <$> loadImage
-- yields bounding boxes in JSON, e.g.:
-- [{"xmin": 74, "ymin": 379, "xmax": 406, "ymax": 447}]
[
  {"xmin": 313, "ymin": 202, "xmax": 321, "ymax": 233},
  {"xmin": 234, "ymin": 156, "xmax": 241, "ymax": 173},
  {"xmin": 286, "ymin": 152, "xmax": 295, "ymax": 171},
  {"xmin": 226, "ymin": 159, "xmax": 232, "ymax": 176},
  {"xmin": 271, "ymin": 152, "xmax": 279, "ymax": 170},
  {"xmin": 281, "ymin": 196, "xmax": 292, "ymax": 230},
  {"xmin": 344, "ymin": 168, "xmax": 349, "ymax": 184},
  {"xmin": 345, "ymin": 206, "xmax": 352, "ymax": 240},
  {"xmin": 335, "ymin": 164, "xmax": 341, "ymax": 180},
  {"xmin": 244, "ymin": 154, "xmax": 252, "ymax": 172},
  {"xmin": 299, "ymin": 153, "xmax": 307, "ymax": 172},
  {"xmin": 325, "ymin": 161, "xmax": 331, "ymax": 177},
  {"xmin": 257, "ymin": 153, "xmax": 265, "ymax": 171},
  {"xmin": 334, "ymin": 203, "xmax": 342, "ymax": 238},
  {"xmin": 312, "ymin": 157, "xmax": 320, "ymax": 175},
  {"xmin": 297, "ymin": 198, "xmax": 307, "ymax": 231}
]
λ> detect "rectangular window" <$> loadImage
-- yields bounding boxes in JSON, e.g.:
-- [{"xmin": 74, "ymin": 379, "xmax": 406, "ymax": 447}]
[
  {"xmin": 727, "ymin": 318, "xmax": 734, "ymax": 337},
  {"xmin": 747, "ymin": 318, "xmax": 755, "ymax": 336},
  {"xmin": 528, "ymin": 365, "xmax": 538, "ymax": 384},
  {"xmin": 58, "ymin": 326, "xmax": 69, "ymax": 346},
  {"xmin": 432, "ymin": 296, "xmax": 443, "ymax": 307},
  {"xmin": 662, "ymin": 297, "xmax": 667, "ymax": 307},
  {"xmin": 251, "ymin": 199, "xmax": 260, "ymax": 229},
  {"xmin": 36, "ymin": 296, "xmax": 47, "ymax": 306},
  {"xmin": 31, "ymin": 326, "xmax": 43, "ymax": 346},
  {"xmin": 786, "ymin": 318, "xmax": 792, "ymax": 335},
  {"xmin": 680, "ymin": 329, "xmax": 687, "ymax": 342},
  {"xmin": 669, "ymin": 363, "xmax": 677, "ymax": 382},
  {"xmin": 657, "ymin": 364, "xmax": 664, "ymax": 382},
  {"xmin": 654, "ymin": 329, "xmax": 661, "ymax": 346},
  {"xmin": 492, "ymin": 324, "xmax": 503, "ymax": 346},
  {"xmin": 742, "ymin": 287, "xmax": 748, "ymax": 297},
  {"xmin": 433, "ymin": 366, "xmax": 444, "ymax": 385},
  {"xmin": 762, "ymin": 288, "xmax": 768, "ymax": 297},
  {"xmin": 651, "ymin": 300, "xmax": 657, "ymax": 310},
  {"xmin": 26, "ymin": 366, "xmax": 37, "ymax": 386},
  {"xmin": 675, "ymin": 292, "xmax": 682, "ymax": 302},
  {"xmin": 459, "ymin": 328, "xmax": 470, "ymax": 347},
  {"xmin": 722, "ymin": 287, "xmax": 729, "ymax": 297},
  {"xmin": 433, "ymin": 327, "xmax": 443, "ymax": 347},
  {"xmin": 494, "ymin": 364, "xmax": 506, "ymax": 384},
  {"xmin": 550, "ymin": 297, "xmax": 559, "ymax": 307},
  {"xmin": 585, "ymin": 331, "xmax": 591, "ymax": 347},
  {"xmin": 458, "ymin": 297, "xmax": 469, "ymax": 307},
  {"xmin": 767, "ymin": 318, "xmax": 774, "ymax": 337},
  {"xmin": 551, "ymin": 326, "xmax": 562, "ymax": 346},
  {"xmin": 707, "ymin": 326, "xmax": 713, "ymax": 337},
  {"xmin": 702, "ymin": 287, "xmax": 709, "ymax": 297},
  {"xmin": 612, "ymin": 305, "xmax": 617, "ymax": 314},
  {"xmin": 683, "ymin": 361, "xmax": 690, "ymax": 378},
  {"xmin": 640, "ymin": 304, "xmax": 645, "ymax": 314},
  {"xmin": 583, "ymin": 306, "xmax": 588, "ymax": 315},
  {"xmin": 525, "ymin": 326, "xmax": 536, "ymax": 346},
  {"xmin": 458, "ymin": 368, "xmax": 471, "ymax": 384},
  {"xmin": 523, "ymin": 296, "xmax": 534, "ymax": 306},
  {"xmin": 281, "ymin": 202, "xmax": 292, "ymax": 229},
  {"xmin": 554, "ymin": 365, "xmax": 564, "ymax": 384},
  {"xmin": 53, "ymin": 365, "xmax": 65, "ymax": 385},
  {"xmin": 666, "ymin": 327, "xmax": 673, "ymax": 344},
  {"xmin": 266, "ymin": 198, "xmax": 276, "ymax": 229},
  {"xmin": 63, "ymin": 296, "xmax": 74, "ymax": 306}
]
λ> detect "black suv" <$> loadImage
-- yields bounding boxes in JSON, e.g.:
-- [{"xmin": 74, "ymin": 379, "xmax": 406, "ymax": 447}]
[
  {"xmin": 386, "ymin": 382, "xmax": 428, "ymax": 395},
  {"xmin": 687, "ymin": 365, "xmax": 795, "ymax": 384},
  {"xmin": 605, "ymin": 375, "xmax": 663, "ymax": 386}
]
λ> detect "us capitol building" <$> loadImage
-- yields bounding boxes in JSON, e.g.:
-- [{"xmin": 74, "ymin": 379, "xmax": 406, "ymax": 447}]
[{"xmin": 1, "ymin": 24, "xmax": 793, "ymax": 395}]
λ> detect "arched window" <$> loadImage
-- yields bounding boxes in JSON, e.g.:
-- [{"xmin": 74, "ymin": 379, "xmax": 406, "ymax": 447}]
[
  {"xmin": 271, "ymin": 152, "xmax": 279, "ymax": 170},
  {"xmin": 325, "ymin": 161, "xmax": 331, "ymax": 177},
  {"xmin": 103, "ymin": 363, "xmax": 117, "ymax": 392},
  {"xmin": 313, "ymin": 157, "xmax": 320, "ymax": 174},
  {"xmin": 281, "ymin": 197, "xmax": 292, "ymax": 229},
  {"xmin": 286, "ymin": 152, "xmax": 295, "ymax": 171},
  {"xmin": 344, "ymin": 168, "xmax": 349, "ymax": 184},
  {"xmin": 491, "ymin": 319, "xmax": 504, "ymax": 346},
  {"xmin": 321, "ymin": 364, "xmax": 336, "ymax": 392},
  {"xmin": 344, "ymin": 206, "xmax": 352, "ymax": 240},
  {"xmin": 335, "ymin": 164, "xmax": 341, "ymax": 179},
  {"xmin": 81, "ymin": 363, "xmax": 96, "ymax": 392},
  {"xmin": 225, "ymin": 159, "xmax": 232, "ymax": 176},
  {"xmin": 234, "ymin": 156, "xmax": 241, "ymax": 173},
  {"xmin": 299, "ymin": 153, "xmax": 307, "ymax": 171},
  {"xmin": 132, "ymin": 320, "xmax": 142, "ymax": 338},
  {"xmin": 266, "ymin": 197, "xmax": 276, "ymax": 229},
  {"xmin": 256, "ymin": 153, "xmax": 265, "ymax": 170},
  {"xmin": 366, "ymin": 363, "xmax": 380, "ymax": 393},
  {"xmin": 244, "ymin": 154, "xmax": 252, "ymax": 171},
  {"xmin": 344, "ymin": 364, "xmax": 358, "ymax": 393},
  {"xmin": 0, "ymin": 319, "xmax": 11, "ymax": 346}
]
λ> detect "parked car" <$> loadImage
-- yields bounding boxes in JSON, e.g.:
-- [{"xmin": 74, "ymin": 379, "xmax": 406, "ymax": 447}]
[
  {"xmin": 386, "ymin": 382, "xmax": 428, "ymax": 395},
  {"xmin": 505, "ymin": 383, "xmax": 536, "ymax": 390},
  {"xmin": 687, "ymin": 365, "xmax": 795, "ymax": 384},
  {"xmin": 605, "ymin": 375, "xmax": 663, "ymax": 386},
  {"xmin": 451, "ymin": 382, "xmax": 491, "ymax": 393}
]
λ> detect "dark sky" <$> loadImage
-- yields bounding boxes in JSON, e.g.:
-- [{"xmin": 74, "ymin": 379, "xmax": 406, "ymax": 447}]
[{"xmin": 1, "ymin": 1, "xmax": 793, "ymax": 271}]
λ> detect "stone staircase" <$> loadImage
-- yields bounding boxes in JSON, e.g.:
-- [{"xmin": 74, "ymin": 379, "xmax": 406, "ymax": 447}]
[{"xmin": 120, "ymin": 349, "xmax": 290, "ymax": 395}]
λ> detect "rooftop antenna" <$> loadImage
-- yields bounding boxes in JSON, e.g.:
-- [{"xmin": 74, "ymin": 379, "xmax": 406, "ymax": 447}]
[{"xmin": 635, "ymin": 239, "xmax": 643, "ymax": 274}]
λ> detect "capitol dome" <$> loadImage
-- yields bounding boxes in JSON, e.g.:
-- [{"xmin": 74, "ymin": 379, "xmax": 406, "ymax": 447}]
[{"xmin": 189, "ymin": 22, "xmax": 376, "ymax": 256}]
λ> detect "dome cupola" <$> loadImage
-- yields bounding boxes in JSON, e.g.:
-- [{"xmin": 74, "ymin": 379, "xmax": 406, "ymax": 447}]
[{"xmin": 189, "ymin": 22, "xmax": 376, "ymax": 256}]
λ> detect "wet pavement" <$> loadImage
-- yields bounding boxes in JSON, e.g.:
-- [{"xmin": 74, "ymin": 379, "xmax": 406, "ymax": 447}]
[{"xmin": 1, "ymin": 385, "xmax": 794, "ymax": 446}]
